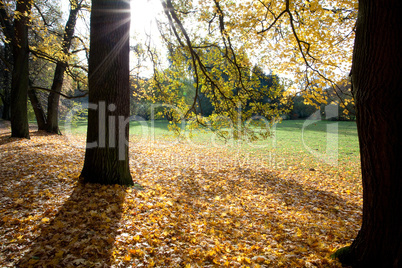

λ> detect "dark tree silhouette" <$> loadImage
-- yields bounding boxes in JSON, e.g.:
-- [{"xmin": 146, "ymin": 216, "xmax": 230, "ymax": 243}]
[
  {"xmin": 338, "ymin": 0, "xmax": 402, "ymax": 266},
  {"xmin": 80, "ymin": 0, "xmax": 133, "ymax": 185},
  {"xmin": 10, "ymin": 0, "xmax": 31, "ymax": 138}
]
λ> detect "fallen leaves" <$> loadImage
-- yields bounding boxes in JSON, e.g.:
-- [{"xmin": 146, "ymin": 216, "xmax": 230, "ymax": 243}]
[{"xmin": 0, "ymin": 126, "xmax": 362, "ymax": 267}]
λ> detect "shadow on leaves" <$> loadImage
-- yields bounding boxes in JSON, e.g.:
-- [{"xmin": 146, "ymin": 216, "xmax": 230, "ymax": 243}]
[{"xmin": 18, "ymin": 180, "xmax": 126, "ymax": 267}]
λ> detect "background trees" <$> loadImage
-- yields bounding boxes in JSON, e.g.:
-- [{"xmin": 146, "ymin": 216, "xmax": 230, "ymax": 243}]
[
  {"xmin": 0, "ymin": 0, "xmax": 89, "ymax": 135},
  {"xmin": 29, "ymin": 0, "xmax": 89, "ymax": 133},
  {"xmin": 0, "ymin": 43, "xmax": 11, "ymax": 120},
  {"xmin": 45, "ymin": 0, "xmax": 84, "ymax": 134},
  {"xmin": 148, "ymin": 0, "xmax": 356, "ymax": 141},
  {"xmin": 0, "ymin": 0, "xmax": 33, "ymax": 137}
]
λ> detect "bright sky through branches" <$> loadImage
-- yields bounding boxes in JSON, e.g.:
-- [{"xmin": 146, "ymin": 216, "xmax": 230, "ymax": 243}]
[
  {"xmin": 130, "ymin": 0, "xmax": 161, "ymax": 38},
  {"xmin": 61, "ymin": 0, "xmax": 161, "ymax": 37},
  {"xmin": 60, "ymin": 0, "xmax": 163, "ymax": 77},
  {"xmin": 130, "ymin": 0, "xmax": 165, "ymax": 77}
]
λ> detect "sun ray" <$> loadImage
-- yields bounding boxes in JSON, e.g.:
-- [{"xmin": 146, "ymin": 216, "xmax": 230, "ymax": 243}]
[{"xmin": 130, "ymin": 0, "xmax": 161, "ymax": 37}]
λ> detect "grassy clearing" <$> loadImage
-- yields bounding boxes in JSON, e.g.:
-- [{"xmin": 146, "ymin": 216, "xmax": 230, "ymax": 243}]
[
  {"xmin": 61, "ymin": 118, "xmax": 361, "ymax": 189},
  {"xmin": 61, "ymin": 118, "xmax": 361, "ymax": 194},
  {"xmin": 62, "ymin": 119, "xmax": 360, "ymax": 177},
  {"xmin": 61, "ymin": 119, "xmax": 359, "ymax": 154}
]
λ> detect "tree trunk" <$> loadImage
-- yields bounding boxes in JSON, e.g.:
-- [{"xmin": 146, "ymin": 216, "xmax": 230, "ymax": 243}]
[
  {"xmin": 340, "ymin": 0, "xmax": 402, "ymax": 267},
  {"xmin": 46, "ymin": 63, "xmax": 65, "ymax": 134},
  {"xmin": 1, "ymin": 43, "xmax": 12, "ymax": 121},
  {"xmin": 80, "ymin": 0, "xmax": 133, "ymax": 186},
  {"xmin": 28, "ymin": 86, "xmax": 47, "ymax": 130},
  {"xmin": 46, "ymin": 1, "xmax": 81, "ymax": 134},
  {"xmin": 1, "ymin": 71, "xmax": 11, "ymax": 120},
  {"xmin": 10, "ymin": 0, "xmax": 31, "ymax": 138}
]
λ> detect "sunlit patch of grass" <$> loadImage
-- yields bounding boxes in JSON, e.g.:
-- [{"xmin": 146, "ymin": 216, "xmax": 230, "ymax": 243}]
[{"xmin": 61, "ymin": 118, "xmax": 361, "ymax": 179}]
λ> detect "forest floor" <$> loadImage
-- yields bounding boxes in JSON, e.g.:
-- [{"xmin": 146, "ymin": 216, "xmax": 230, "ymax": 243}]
[{"xmin": 0, "ymin": 121, "xmax": 362, "ymax": 267}]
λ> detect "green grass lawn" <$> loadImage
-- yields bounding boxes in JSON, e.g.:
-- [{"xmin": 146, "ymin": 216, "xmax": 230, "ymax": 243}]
[
  {"xmin": 61, "ymin": 119, "xmax": 360, "ymax": 177},
  {"xmin": 234, "ymin": 120, "xmax": 360, "ymax": 171}
]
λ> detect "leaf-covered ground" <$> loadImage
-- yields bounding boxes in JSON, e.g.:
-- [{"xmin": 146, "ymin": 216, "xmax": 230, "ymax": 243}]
[{"xmin": 0, "ymin": 122, "xmax": 362, "ymax": 267}]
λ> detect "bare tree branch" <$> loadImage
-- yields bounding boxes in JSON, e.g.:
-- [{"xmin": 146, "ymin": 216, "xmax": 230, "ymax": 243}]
[
  {"xmin": 33, "ymin": 3, "xmax": 51, "ymax": 27},
  {"xmin": 31, "ymin": 86, "xmax": 87, "ymax": 99},
  {"xmin": 0, "ymin": 51, "xmax": 12, "ymax": 70},
  {"xmin": 0, "ymin": 1, "xmax": 13, "ymax": 41}
]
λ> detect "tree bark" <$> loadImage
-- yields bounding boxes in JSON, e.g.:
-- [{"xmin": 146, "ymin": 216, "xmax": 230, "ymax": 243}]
[
  {"xmin": 1, "ymin": 69, "xmax": 11, "ymax": 121},
  {"xmin": 340, "ymin": 0, "xmax": 402, "ymax": 267},
  {"xmin": 46, "ymin": 1, "xmax": 81, "ymax": 134},
  {"xmin": 80, "ymin": 0, "xmax": 133, "ymax": 185},
  {"xmin": 28, "ymin": 86, "xmax": 47, "ymax": 130},
  {"xmin": 1, "ymin": 44, "xmax": 12, "ymax": 121},
  {"xmin": 1, "ymin": 97, "xmax": 10, "ymax": 120},
  {"xmin": 10, "ymin": 0, "xmax": 31, "ymax": 138}
]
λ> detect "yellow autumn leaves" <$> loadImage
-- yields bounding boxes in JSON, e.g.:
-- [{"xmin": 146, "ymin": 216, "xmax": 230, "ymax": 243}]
[{"xmin": 0, "ymin": 124, "xmax": 362, "ymax": 267}]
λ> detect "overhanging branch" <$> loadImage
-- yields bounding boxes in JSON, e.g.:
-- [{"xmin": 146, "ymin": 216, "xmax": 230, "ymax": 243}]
[{"xmin": 31, "ymin": 86, "xmax": 88, "ymax": 99}]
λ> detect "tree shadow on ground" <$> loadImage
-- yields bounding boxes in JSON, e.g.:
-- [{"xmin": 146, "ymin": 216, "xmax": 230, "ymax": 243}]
[
  {"xmin": 177, "ymin": 166, "xmax": 360, "ymax": 219},
  {"xmin": 0, "ymin": 134, "xmax": 18, "ymax": 145},
  {"xmin": 165, "ymin": 165, "xmax": 361, "ymax": 265},
  {"xmin": 0, "ymin": 132, "xmax": 57, "ymax": 146},
  {"xmin": 0, "ymin": 131, "xmax": 126, "ymax": 267},
  {"xmin": 17, "ymin": 180, "xmax": 126, "ymax": 267},
  {"xmin": 0, "ymin": 123, "xmax": 45, "ymax": 145},
  {"xmin": 276, "ymin": 119, "xmax": 357, "ymax": 136}
]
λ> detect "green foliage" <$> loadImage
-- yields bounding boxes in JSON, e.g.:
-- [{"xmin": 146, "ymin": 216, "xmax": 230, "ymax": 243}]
[
  {"xmin": 59, "ymin": 101, "xmax": 88, "ymax": 128},
  {"xmin": 145, "ymin": 45, "xmax": 292, "ymax": 142},
  {"xmin": 27, "ymin": 99, "xmax": 36, "ymax": 121},
  {"xmin": 289, "ymin": 95, "xmax": 319, "ymax": 119},
  {"xmin": 289, "ymin": 81, "xmax": 355, "ymax": 121}
]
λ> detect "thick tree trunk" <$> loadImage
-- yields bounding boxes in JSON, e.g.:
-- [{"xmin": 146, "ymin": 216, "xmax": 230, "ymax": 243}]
[
  {"xmin": 10, "ymin": 0, "xmax": 31, "ymax": 138},
  {"xmin": 340, "ymin": 1, "xmax": 402, "ymax": 267},
  {"xmin": 46, "ymin": 2, "xmax": 80, "ymax": 134},
  {"xmin": 80, "ymin": 0, "xmax": 133, "ymax": 186},
  {"xmin": 28, "ymin": 87, "xmax": 47, "ymax": 130}
]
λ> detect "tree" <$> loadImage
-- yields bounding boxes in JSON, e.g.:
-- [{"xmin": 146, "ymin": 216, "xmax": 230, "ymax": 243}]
[
  {"xmin": 10, "ymin": 0, "xmax": 31, "ymax": 138},
  {"xmin": 324, "ymin": 82, "xmax": 355, "ymax": 121},
  {"xmin": 0, "ymin": 1, "xmax": 14, "ymax": 121},
  {"xmin": 46, "ymin": 0, "xmax": 83, "ymax": 134},
  {"xmin": 250, "ymin": 66, "xmax": 285, "ymax": 108},
  {"xmin": 0, "ymin": 43, "xmax": 12, "ymax": 120},
  {"xmin": 28, "ymin": 84, "xmax": 47, "ymax": 129},
  {"xmin": 1, "ymin": 0, "xmax": 61, "ymax": 130},
  {"xmin": 335, "ymin": 0, "xmax": 402, "ymax": 266},
  {"xmin": 26, "ymin": 0, "xmax": 89, "ymax": 132},
  {"xmin": 80, "ymin": 0, "xmax": 133, "ymax": 186},
  {"xmin": 152, "ymin": 15, "xmax": 290, "ymax": 139},
  {"xmin": 1, "ymin": 0, "xmax": 83, "ymax": 134}
]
